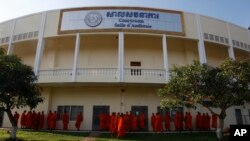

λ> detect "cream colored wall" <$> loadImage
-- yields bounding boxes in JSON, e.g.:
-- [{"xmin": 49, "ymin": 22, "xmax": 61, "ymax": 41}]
[
  {"xmin": 125, "ymin": 35, "xmax": 163, "ymax": 68},
  {"xmin": 14, "ymin": 14, "xmax": 41, "ymax": 35},
  {"xmin": 77, "ymin": 35, "xmax": 118, "ymax": 68},
  {"xmin": 200, "ymin": 16, "xmax": 228, "ymax": 38},
  {"xmin": 183, "ymin": 13, "xmax": 198, "ymax": 39},
  {"xmin": 205, "ymin": 42, "xmax": 229, "ymax": 66},
  {"xmin": 168, "ymin": 38, "xmax": 199, "ymax": 67},
  {"xmin": 44, "ymin": 11, "xmax": 60, "ymax": 37},
  {"xmin": 0, "ymin": 20, "xmax": 14, "ymax": 38},
  {"xmin": 229, "ymin": 24, "xmax": 250, "ymax": 44},
  {"xmin": 12, "ymin": 40, "xmax": 37, "ymax": 67},
  {"xmin": 41, "ymin": 36, "xmax": 75, "ymax": 69},
  {"xmin": 234, "ymin": 48, "xmax": 250, "ymax": 59}
]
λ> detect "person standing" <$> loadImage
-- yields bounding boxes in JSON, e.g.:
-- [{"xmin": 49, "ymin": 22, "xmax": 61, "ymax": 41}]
[
  {"xmin": 20, "ymin": 110, "xmax": 27, "ymax": 129},
  {"xmin": 62, "ymin": 111, "xmax": 69, "ymax": 130},
  {"xmin": 39, "ymin": 111, "xmax": 45, "ymax": 129},
  {"xmin": 13, "ymin": 111, "xmax": 20, "ymax": 127},
  {"xmin": 117, "ymin": 114, "xmax": 125, "ymax": 138},
  {"xmin": 75, "ymin": 112, "xmax": 83, "ymax": 131},
  {"xmin": 212, "ymin": 113, "xmax": 217, "ymax": 129},
  {"xmin": 165, "ymin": 112, "xmax": 170, "ymax": 131},
  {"xmin": 139, "ymin": 112, "xmax": 145, "ymax": 131},
  {"xmin": 151, "ymin": 113, "xmax": 156, "ymax": 132}
]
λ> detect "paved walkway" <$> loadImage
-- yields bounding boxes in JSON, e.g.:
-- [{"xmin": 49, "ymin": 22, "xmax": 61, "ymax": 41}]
[{"xmin": 82, "ymin": 132, "xmax": 101, "ymax": 141}]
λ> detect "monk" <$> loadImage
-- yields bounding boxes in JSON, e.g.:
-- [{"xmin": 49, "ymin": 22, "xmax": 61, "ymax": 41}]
[
  {"xmin": 26, "ymin": 111, "xmax": 32, "ymax": 129},
  {"xmin": 139, "ymin": 112, "xmax": 145, "ymax": 131},
  {"xmin": 155, "ymin": 112, "xmax": 163, "ymax": 132},
  {"xmin": 39, "ymin": 111, "xmax": 45, "ymax": 129},
  {"xmin": 165, "ymin": 112, "xmax": 170, "ymax": 131},
  {"xmin": 196, "ymin": 112, "xmax": 202, "ymax": 130},
  {"xmin": 212, "ymin": 113, "xmax": 217, "ymax": 129},
  {"xmin": 174, "ymin": 112, "xmax": 178, "ymax": 130},
  {"xmin": 205, "ymin": 113, "xmax": 211, "ymax": 130},
  {"xmin": 20, "ymin": 110, "xmax": 27, "ymax": 129},
  {"xmin": 75, "ymin": 112, "xmax": 83, "ymax": 131},
  {"xmin": 151, "ymin": 113, "xmax": 156, "ymax": 132},
  {"xmin": 124, "ymin": 112, "xmax": 129, "ymax": 131},
  {"xmin": 62, "ymin": 111, "xmax": 69, "ymax": 130},
  {"xmin": 131, "ymin": 113, "xmax": 138, "ymax": 132},
  {"xmin": 32, "ymin": 111, "xmax": 38, "ymax": 130},
  {"xmin": 117, "ymin": 114, "xmax": 126, "ymax": 138},
  {"xmin": 51, "ymin": 111, "xmax": 57, "ymax": 130},
  {"xmin": 105, "ymin": 113, "xmax": 110, "ymax": 131},
  {"xmin": 13, "ymin": 111, "xmax": 20, "ymax": 127},
  {"xmin": 109, "ymin": 112, "xmax": 116, "ymax": 133},
  {"xmin": 47, "ymin": 110, "xmax": 53, "ymax": 130},
  {"xmin": 185, "ymin": 112, "xmax": 192, "ymax": 130},
  {"xmin": 202, "ymin": 113, "xmax": 206, "ymax": 130},
  {"xmin": 99, "ymin": 112, "xmax": 105, "ymax": 131}
]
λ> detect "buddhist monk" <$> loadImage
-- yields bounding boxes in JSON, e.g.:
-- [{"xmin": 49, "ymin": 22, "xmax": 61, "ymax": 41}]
[
  {"xmin": 117, "ymin": 113, "xmax": 126, "ymax": 138},
  {"xmin": 205, "ymin": 113, "xmax": 211, "ymax": 130},
  {"xmin": 139, "ymin": 112, "xmax": 145, "ymax": 131},
  {"xmin": 202, "ymin": 113, "xmax": 206, "ymax": 130},
  {"xmin": 196, "ymin": 112, "xmax": 202, "ymax": 130},
  {"xmin": 155, "ymin": 112, "xmax": 163, "ymax": 132},
  {"xmin": 99, "ymin": 112, "xmax": 105, "ymax": 131},
  {"xmin": 62, "ymin": 111, "xmax": 69, "ymax": 130},
  {"xmin": 165, "ymin": 112, "xmax": 170, "ymax": 131},
  {"xmin": 75, "ymin": 112, "xmax": 83, "ymax": 131},
  {"xmin": 185, "ymin": 112, "xmax": 192, "ymax": 130},
  {"xmin": 26, "ymin": 111, "xmax": 32, "ymax": 129},
  {"xmin": 151, "ymin": 113, "xmax": 156, "ymax": 132},
  {"xmin": 39, "ymin": 111, "xmax": 44, "ymax": 129},
  {"xmin": 131, "ymin": 113, "xmax": 138, "ymax": 132},
  {"xmin": 32, "ymin": 111, "xmax": 38, "ymax": 130},
  {"xmin": 13, "ymin": 111, "xmax": 20, "ymax": 127},
  {"xmin": 51, "ymin": 111, "xmax": 58, "ymax": 130},
  {"xmin": 105, "ymin": 113, "xmax": 110, "ymax": 131},
  {"xmin": 124, "ymin": 112, "xmax": 129, "ymax": 131},
  {"xmin": 212, "ymin": 113, "xmax": 217, "ymax": 129},
  {"xmin": 21, "ymin": 110, "xmax": 27, "ymax": 129},
  {"xmin": 47, "ymin": 110, "xmax": 53, "ymax": 130}
]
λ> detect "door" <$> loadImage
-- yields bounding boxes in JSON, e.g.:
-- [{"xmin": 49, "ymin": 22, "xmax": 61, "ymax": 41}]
[
  {"xmin": 92, "ymin": 105, "xmax": 110, "ymax": 130},
  {"xmin": 131, "ymin": 106, "xmax": 148, "ymax": 131},
  {"xmin": 235, "ymin": 109, "xmax": 243, "ymax": 125},
  {"xmin": 0, "ymin": 109, "xmax": 3, "ymax": 127}
]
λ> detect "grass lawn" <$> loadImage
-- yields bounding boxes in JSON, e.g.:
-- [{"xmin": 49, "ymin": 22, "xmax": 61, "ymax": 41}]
[
  {"xmin": 0, "ymin": 129, "xmax": 89, "ymax": 141},
  {"xmin": 0, "ymin": 129, "xmax": 228, "ymax": 141}
]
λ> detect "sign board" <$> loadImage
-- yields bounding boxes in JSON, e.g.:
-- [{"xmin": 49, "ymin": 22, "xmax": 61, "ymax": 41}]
[{"xmin": 58, "ymin": 7, "xmax": 185, "ymax": 35}]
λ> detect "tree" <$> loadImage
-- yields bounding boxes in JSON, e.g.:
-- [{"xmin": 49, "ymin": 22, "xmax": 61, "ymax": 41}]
[
  {"xmin": 158, "ymin": 59, "xmax": 250, "ymax": 139},
  {"xmin": 0, "ymin": 48, "xmax": 43, "ymax": 139}
]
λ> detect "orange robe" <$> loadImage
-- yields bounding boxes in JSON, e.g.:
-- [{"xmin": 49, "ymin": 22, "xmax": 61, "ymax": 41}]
[
  {"xmin": 117, "ymin": 117, "xmax": 125, "ymax": 137},
  {"xmin": 205, "ymin": 114, "xmax": 211, "ymax": 130},
  {"xmin": 26, "ymin": 112, "xmax": 32, "ymax": 128},
  {"xmin": 75, "ymin": 113, "xmax": 83, "ymax": 130},
  {"xmin": 62, "ymin": 113, "xmax": 69, "ymax": 130},
  {"xmin": 155, "ymin": 114, "xmax": 163, "ymax": 132},
  {"xmin": 185, "ymin": 113, "xmax": 192, "ymax": 130},
  {"xmin": 20, "ymin": 112, "xmax": 27, "ymax": 128},
  {"xmin": 47, "ymin": 112, "xmax": 53, "ymax": 129},
  {"xmin": 151, "ymin": 114, "xmax": 156, "ymax": 132},
  {"xmin": 202, "ymin": 114, "xmax": 206, "ymax": 130},
  {"xmin": 109, "ymin": 114, "xmax": 116, "ymax": 133},
  {"xmin": 99, "ymin": 113, "xmax": 105, "ymax": 130},
  {"xmin": 14, "ymin": 113, "xmax": 20, "ymax": 126},
  {"xmin": 212, "ymin": 114, "xmax": 217, "ymax": 128},
  {"xmin": 131, "ymin": 115, "xmax": 138, "ymax": 131},
  {"xmin": 165, "ymin": 113, "xmax": 170, "ymax": 130},
  {"xmin": 196, "ymin": 113, "xmax": 202, "ymax": 130},
  {"xmin": 139, "ymin": 114, "xmax": 145, "ymax": 130},
  {"xmin": 39, "ymin": 113, "xmax": 44, "ymax": 129}
]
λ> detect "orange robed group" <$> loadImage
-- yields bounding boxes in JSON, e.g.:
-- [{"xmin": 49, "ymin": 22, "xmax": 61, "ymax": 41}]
[{"xmin": 15, "ymin": 110, "xmax": 217, "ymax": 134}]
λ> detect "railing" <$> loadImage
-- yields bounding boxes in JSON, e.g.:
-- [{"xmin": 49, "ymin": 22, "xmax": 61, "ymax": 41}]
[
  {"xmin": 124, "ymin": 67, "xmax": 166, "ymax": 83},
  {"xmin": 38, "ymin": 69, "xmax": 72, "ymax": 83},
  {"xmin": 37, "ymin": 67, "xmax": 166, "ymax": 84},
  {"xmin": 76, "ymin": 67, "xmax": 118, "ymax": 82}
]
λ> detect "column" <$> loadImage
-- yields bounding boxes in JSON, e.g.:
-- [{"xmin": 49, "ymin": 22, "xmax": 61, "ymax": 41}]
[
  {"xmin": 34, "ymin": 12, "xmax": 47, "ymax": 75},
  {"xmin": 162, "ymin": 34, "xmax": 169, "ymax": 82},
  {"xmin": 195, "ymin": 15, "xmax": 207, "ymax": 64},
  {"xmin": 72, "ymin": 33, "xmax": 80, "ymax": 81},
  {"xmin": 226, "ymin": 23, "xmax": 235, "ymax": 60},
  {"xmin": 7, "ymin": 19, "xmax": 16, "ymax": 55},
  {"xmin": 118, "ymin": 32, "xmax": 124, "ymax": 82}
]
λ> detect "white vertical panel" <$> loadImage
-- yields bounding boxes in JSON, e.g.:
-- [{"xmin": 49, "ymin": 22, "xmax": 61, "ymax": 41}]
[
  {"xmin": 162, "ymin": 34, "xmax": 169, "ymax": 82},
  {"xmin": 118, "ymin": 32, "xmax": 124, "ymax": 82},
  {"xmin": 7, "ymin": 19, "xmax": 16, "ymax": 55},
  {"xmin": 226, "ymin": 23, "xmax": 235, "ymax": 60},
  {"xmin": 72, "ymin": 33, "xmax": 80, "ymax": 81}
]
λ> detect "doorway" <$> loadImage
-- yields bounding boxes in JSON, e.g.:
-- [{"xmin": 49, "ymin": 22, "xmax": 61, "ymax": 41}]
[
  {"xmin": 235, "ymin": 109, "xmax": 243, "ymax": 125},
  {"xmin": 92, "ymin": 105, "xmax": 110, "ymax": 130},
  {"xmin": 131, "ymin": 106, "xmax": 148, "ymax": 131}
]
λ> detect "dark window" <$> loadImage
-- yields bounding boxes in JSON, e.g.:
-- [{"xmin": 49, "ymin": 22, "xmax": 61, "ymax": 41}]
[
  {"xmin": 130, "ymin": 61, "xmax": 141, "ymax": 67},
  {"xmin": 70, "ymin": 106, "xmax": 83, "ymax": 121},
  {"xmin": 92, "ymin": 106, "xmax": 109, "ymax": 131},
  {"xmin": 57, "ymin": 105, "xmax": 82, "ymax": 121},
  {"xmin": 220, "ymin": 37, "xmax": 224, "ymax": 43},
  {"xmin": 204, "ymin": 33, "xmax": 209, "ymax": 40},
  {"xmin": 215, "ymin": 35, "xmax": 219, "ymax": 42},
  {"xmin": 209, "ymin": 34, "xmax": 214, "ymax": 41},
  {"xmin": 235, "ymin": 109, "xmax": 243, "ymax": 125}
]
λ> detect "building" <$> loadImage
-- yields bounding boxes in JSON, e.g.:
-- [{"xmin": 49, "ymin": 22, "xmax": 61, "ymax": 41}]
[{"xmin": 0, "ymin": 7, "xmax": 250, "ymax": 131}]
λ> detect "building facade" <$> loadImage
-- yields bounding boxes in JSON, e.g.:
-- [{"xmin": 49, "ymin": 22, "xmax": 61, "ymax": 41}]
[{"xmin": 0, "ymin": 7, "xmax": 250, "ymax": 130}]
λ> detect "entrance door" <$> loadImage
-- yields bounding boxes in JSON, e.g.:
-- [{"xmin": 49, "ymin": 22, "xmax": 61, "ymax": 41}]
[
  {"xmin": 0, "ymin": 110, "xmax": 3, "ymax": 127},
  {"xmin": 235, "ymin": 109, "xmax": 243, "ymax": 125},
  {"xmin": 92, "ymin": 105, "xmax": 110, "ymax": 130},
  {"xmin": 131, "ymin": 106, "xmax": 148, "ymax": 131}
]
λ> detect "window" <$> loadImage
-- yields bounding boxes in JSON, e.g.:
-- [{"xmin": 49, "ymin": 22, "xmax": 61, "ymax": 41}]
[
  {"xmin": 220, "ymin": 37, "xmax": 224, "ymax": 43},
  {"xmin": 232, "ymin": 40, "xmax": 236, "ymax": 46},
  {"xmin": 57, "ymin": 105, "xmax": 83, "ymax": 121},
  {"xmin": 225, "ymin": 38, "xmax": 229, "ymax": 44},
  {"xmin": 215, "ymin": 35, "xmax": 219, "ymax": 42},
  {"xmin": 204, "ymin": 33, "xmax": 209, "ymax": 40},
  {"xmin": 130, "ymin": 61, "xmax": 141, "ymax": 76},
  {"xmin": 70, "ymin": 106, "xmax": 83, "ymax": 121},
  {"xmin": 209, "ymin": 34, "xmax": 214, "ymax": 41}
]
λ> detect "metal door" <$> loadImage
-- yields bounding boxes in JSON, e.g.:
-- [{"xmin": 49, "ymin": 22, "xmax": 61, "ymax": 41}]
[
  {"xmin": 131, "ymin": 106, "xmax": 148, "ymax": 131},
  {"xmin": 92, "ymin": 105, "xmax": 109, "ymax": 130}
]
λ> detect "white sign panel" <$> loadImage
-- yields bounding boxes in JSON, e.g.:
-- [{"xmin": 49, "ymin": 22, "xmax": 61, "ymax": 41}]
[{"xmin": 59, "ymin": 8, "xmax": 184, "ymax": 34}]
